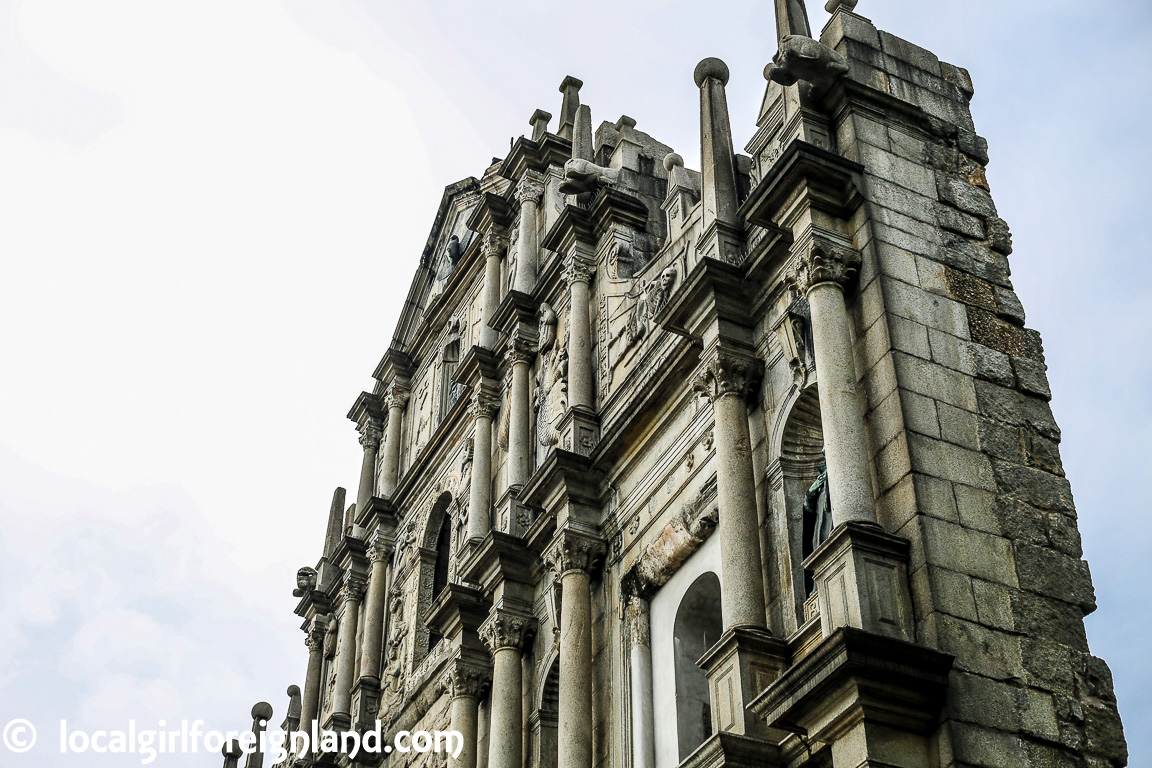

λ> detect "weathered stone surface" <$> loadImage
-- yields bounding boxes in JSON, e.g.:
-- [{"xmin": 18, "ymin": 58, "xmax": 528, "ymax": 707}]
[
  {"xmin": 992, "ymin": 459, "xmax": 1076, "ymax": 513},
  {"xmin": 1013, "ymin": 355, "xmax": 1052, "ymax": 400},
  {"xmin": 1011, "ymin": 590, "xmax": 1089, "ymax": 652},
  {"xmin": 1015, "ymin": 543, "xmax": 1096, "ymax": 613},
  {"xmin": 974, "ymin": 380, "xmax": 1062, "ymax": 441},
  {"xmin": 936, "ymin": 172, "xmax": 998, "ymax": 218},
  {"xmin": 968, "ymin": 307, "xmax": 1028, "ymax": 356}
]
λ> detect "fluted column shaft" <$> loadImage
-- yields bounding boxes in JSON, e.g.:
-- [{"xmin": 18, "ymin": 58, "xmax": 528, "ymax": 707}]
[
  {"xmin": 379, "ymin": 387, "xmax": 409, "ymax": 498},
  {"xmin": 507, "ymin": 336, "xmax": 534, "ymax": 491},
  {"xmin": 332, "ymin": 573, "xmax": 366, "ymax": 719},
  {"xmin": 481, "ymin": 232, "xmax": 508, "ymax": 350},
  {"xmin": 481, "ymin": 614, "xmax": 534, "ymax": 768},
  {"xmin": 626, "ymin": 595, "xmax": 655, "ymax": 768},
  {"xmin": 356, "ymin": 418, "xmax": 383, "ymax": 512},
  {"xmin": 694, "ymin": 355, "xmax": 768, "ymax": 630},
  {"xmin": 545, "ymin": 533, "xmax": 605, "ymax": 768},
  {"xmin": 564, "ymin": 256, "xmax": 595, "ymax": 411},
  {"xmin": 790, "ymin": 243, "xmax": 876, "ymax": 526},
  {"xmin": 513, "ymin": 171, "xmax": 546, "ymax": 294},
  {"xmin": 467, "ymin": 390, "xmax": 498, "ymax": 543}
]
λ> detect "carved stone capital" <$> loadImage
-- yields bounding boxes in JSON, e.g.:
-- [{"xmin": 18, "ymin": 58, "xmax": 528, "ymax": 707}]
[
  {"xmin": 306, "ymin": 619, "xmax": 327, "ymax": 653},
  {"xmin": 543, "ymin": 529, "xmax": 607, "ymax": 577},
  {"xmin": 692, "ymin": 351, "xmax": 760, "ymax": 402},
  {"xmin": 358, "ymin": 418, "xmax": 384, "ymax": 450},
  {"xmin": 562, "ymin": 255, "xmax": 595, "ymax": 286},
  {"xmin": 368, "ymin": 531, "xmax": 394, "ymax": 563},
  {"xmin": 625, "ymin": 595, "xmax": 651, "ymax": 649},
  {"xmin": 478, "ymin": 609, "xmax": 536, "ymax": 653},
  {"xmin": 482, "ymin": 230, "xmax": 509, "ymax": 260},
  {"xmin": 506, "ymin": 327, "xmax": 536, "ymax": 366},
  {"xmin": 469, "ymin": 386, "xmax": 500, "ymax": 420},
  {"xmin": 786, "ymin": 239, "xmax": 862, "ymax": 295},
  {"xmin": 515, "ymin": 170, "xmax": 546, "ymax": 206},
  {"xmin": 444, "ymin": 661, "xmax": 490, "ymax": 700},
  {"xmin": 343, "ymin": 571, "xmax": 368, "ymax": 602},
  {"xmin": 384, "ymin": 385, "xmax": 411, "ymax": 411}
]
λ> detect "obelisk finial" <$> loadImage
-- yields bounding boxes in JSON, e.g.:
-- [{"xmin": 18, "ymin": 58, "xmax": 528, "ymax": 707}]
[
  {"xmin": 323, "ymin": 487, "xmax": 346, "ymax": 560},
  {"xmin": 572, "ymin": 104, "xmax": 594, "ymax": 163},
  {"xmin": 774, "ymin": 0, "xmax": 812, "ymax": 41},
  {"xmin": 530, "ymin": 109, "xmax": 552, "ymax": 142},
  {"xmin": 557, "ymin": 76, "xmax": 583, "ymax": 140}
]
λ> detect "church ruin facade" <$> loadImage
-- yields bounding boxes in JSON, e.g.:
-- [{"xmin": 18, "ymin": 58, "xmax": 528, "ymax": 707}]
[{"xmin": 233, "ymin": 3, "xmax": 1129, "ymax": 767}]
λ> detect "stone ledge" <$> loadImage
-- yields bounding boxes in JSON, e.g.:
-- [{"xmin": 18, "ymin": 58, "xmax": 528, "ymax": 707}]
[{"xmin": 677, "ymin": 731, "xmax": 783, "ymax": 768}]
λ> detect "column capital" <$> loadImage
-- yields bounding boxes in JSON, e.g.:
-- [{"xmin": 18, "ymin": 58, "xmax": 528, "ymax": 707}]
[
  {"xmin": 625, "ymin": 594, "xmax": 651, "ymax": 649},
  {"xmin": 482, "ymin": 230, "xmax": 509, "ymax": 259},
  {"xmin": 469, "ymin": 384, "xmax": 500, "ymax": 420},
  {"xmin": 506, "ymin": 327, "xmax": 536, "ymax": 366},
  {"xmin": 787, "ymin": 238, "xmax": 862, "ymax": 296},
  {"xmin": 479, "ymin": 608, "xmax": 536, "ymax": 653},
  {"xmin": 367, "ymin": 531, "xmax": 394, "ymax": 563},
  {"xmin": 692, "ymin": 350, "xmax": 761, "ymax": 402},
  {"xmin": 384, "ymin": 385, "xmax": 411, "ymax": 410},
  {"xmin": 358, "ymin": 418, "xmax": 384, "ymax": 449},
  {"xmin": 542, "ymin": 528, "xmax": 606, "ymax": 578},
  {"xmin": 306, "ymin": 619, "xmax": 327, "ymax": 652},
  {"xmin": 561, "ymin": 254, "xmax": 596, "ymax": 286},
  {"xmin": 443, "ymin": 659, "xmax": 491, "ymax": 700},
  {"xmin": 514, "ymin": 169, "xmax": 546, "ymax": 206},
  {"xmin": 343, "ymin": 571, "xmax": 368, "ymax": 602}
]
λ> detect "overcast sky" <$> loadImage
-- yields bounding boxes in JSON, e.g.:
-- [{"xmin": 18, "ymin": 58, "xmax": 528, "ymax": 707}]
[{"xmin": 1, "ymin": 0, "xmax": 1148, "ymax": 765}]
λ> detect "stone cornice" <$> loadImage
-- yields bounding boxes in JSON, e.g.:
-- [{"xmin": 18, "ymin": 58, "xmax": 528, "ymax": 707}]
[
  {"xmin": 461, "ymin": 530, "xmax": 538, "ymax": 592},
  {"xmin": 519, "ymin": 449, "xmax": 604, "ymax": 515},
  {"xmin": 372, "ymin": 346, "xmax": 413, "ymax": 386},
  {"xmin": 498, "ymin": 133, "xmax": 573, "ymax": 182},
  {"xmin": 738, "ymin": 140, "xmax": 863, "ymax": 231},
  {"xmin": 424, "ymin": 583, "xmax": 489, "ymax": 653},
  {"xmin": 466, "ymin": 191, "xmax": 515, "ymax": 233}
]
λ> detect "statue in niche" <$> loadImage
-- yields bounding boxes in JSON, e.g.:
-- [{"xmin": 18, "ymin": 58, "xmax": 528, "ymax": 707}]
[
  {"xmin": 412, "ymin": 383, "xmax": 431, "ymax": 453},
  {"xmin": 536, "ymin": 315, "xmax": 569, "ymax": 447},
  {"xmin": 803, "ymin": 450, "xmax": 833, "ymax": 552},
  {"xmin": 381, "ymin": 597, "xmax": 408, "ymax": 720},
  {"xmin": 454, "ymin": 443, "xmax": 473, "ymax": 549}
]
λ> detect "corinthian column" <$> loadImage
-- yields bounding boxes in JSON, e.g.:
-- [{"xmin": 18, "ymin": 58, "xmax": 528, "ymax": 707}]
[
  {"xmin": 446, "ymin": 660, "xmax": 489, "ymax": 768},
  {"xmin": 544, "ymin": 530, "xmax": 606, "ymax": 768},
  {"xmin": 481, "ymin": 231, "xmax": 509, "ymax": 350},
  {"xmin": 693, "ymin": 353, "xmax": 767, "ymax": 630},
  {"xmin": 562, "ymin": 255, "xmax": 596, "ymax": 411},
  {"xmin": 506, "ymin": 330, "xmax": 535, "ymax": 491},
  {"xmin": 355, "ymin": 417, "xmax": 384, "ymax": 513},
  {"xmin": 379, "ymin": 385, "xmax": 410, "ymax": 498},
  {"xmin": 354, "ymin": 532, "xmax": 393, "ymax": 726},
  {"xmin": 467, "ymin": 387, "xmax": 499, "ymax": 544},
  {"xmin": 787, "ymin": 241, "xmax": 876, "ymax": 526},
  {"xmin": 513, "ymin": 171, "xmax": 546, "ymax": 295},
  {"xmin": 298, "ymin": 617, "xmax": 326, "ymax": 750},
  {"xmin": 332, "ymin": 570, "xmax": 367, "ymax": 725},
  {"xmin": 480, "ymin": 610, "xmax": 536, "ymax": 768}
]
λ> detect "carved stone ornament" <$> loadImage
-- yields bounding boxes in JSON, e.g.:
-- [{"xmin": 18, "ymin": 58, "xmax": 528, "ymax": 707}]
[
  {"xmin": 343, "ymin": 571, "xmax": 368, "ymax": 601},
  {"xmin": 482, "ymin": 230, "xmax": 509, "ymax": 259},
  {"xmin": 359, "ymin": 418, "xmax": 384, "ymax": 450},
  {"xmin": 506, "ymin": 327, "xmax": 536, "ymax": 366},
  {"xmin": 561, "ymin": 255, "xmax": 595, "ymax": 286},
  {"xmin": 767, "ymin": 35, "xmax": 849, "ymax": 90},
  {"xmin": 692, "ymin": 351, "xmax": 759, "ymax": 402},
  {"xmin": 479, "ymin": 611, "xmax": 536, "ymax": 653},
  {"xmin": 445, "ymin": 663, "xmax": 489, "ymax": 699},
  {"xmin": 368, "ymin": 531, "xmax": 394, "ymax": 563},
  {"xmin": 542, "ymin": 531, "xmax": 607, "ymax": 577},
  {"xmin": 558, "ymin": 158, "xmax": 621, "ymax": 195},
  {"xmin": 786, "ymin": 239, "xmax": 862, "ymax": 295},
  {"xmin": 515, "ymin": 170, "xmax": 546, "ymax": 206},
  {"xmin": 537, "ymin": 302, "xmax": 558, "ymax": 354},
  {"xmin": 293, "ymin": 566, "xmax": 318, "ymax": 597},
  {"xmin": 384, "ymin": 385, "xmax": 411, "ymax": 411},
  {"xmin": 469, "ymin": 386, "xmax": 499, "ymax": 420},
  {"xmin": 305, "ymin": 617, "xmax": 327, "ymax": 652}
]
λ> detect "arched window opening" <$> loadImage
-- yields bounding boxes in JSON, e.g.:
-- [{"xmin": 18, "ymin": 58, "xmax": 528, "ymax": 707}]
[
  {"xmin": 428, "ymin": 514, "xmax": 453, "ymax": 652},
  {"xmin": 673, "ymin": 572, "xmax": 723, "ymax": 761},
  {"xmin": 780, "ymin": 386, "xmax": 826, "ymax": 598}
]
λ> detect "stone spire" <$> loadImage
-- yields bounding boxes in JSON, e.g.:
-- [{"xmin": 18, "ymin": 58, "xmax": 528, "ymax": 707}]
[
  {"xmin": 243, "ymin": 702, "xmax": 273, "ymax": 768},
  {"xmin": 557, "ymin": 76, "xmax": 583, "ymax": 140},
  {"xmin": 774, "ymin": 0, "xmax": 812, "ymax": 40},
  {"xmin": 572, "ymin": 104, "xmax": 594, "ymax": 163},
  {"xmin": 280, "ymin": 685, "xmax": 302, "ymax": 738},
  {"xmin": 530, "ymin": 109, "xmax": 552, "ymax": 142},
  {"xmin": 323, "ymin": 487, "xmax": 346, "ymax": 560},
  {"xmin": 694, "ymin": 57, "xmax": 744, "ymax": 263}
]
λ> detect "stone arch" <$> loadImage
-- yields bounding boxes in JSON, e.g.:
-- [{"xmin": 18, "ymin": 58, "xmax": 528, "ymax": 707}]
[
  {"xmin": 767, "ymin": 384, "xmax": 826, "ymax": 634},
  {"xmin": 673, "ymin": 572, "xmax": 723, "ymax": 762},
  {"xmin": 531, "ymin": 650, "xmax": 560, "ymax": 768},
  {"xmin": 415, "ymin": 491, "xmax": 455, "ymax": 659}
]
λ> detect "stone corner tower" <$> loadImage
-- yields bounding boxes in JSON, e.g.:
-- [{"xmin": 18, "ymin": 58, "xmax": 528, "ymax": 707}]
[{"xmin": 238, "ymin": 3, "xmax": 1128, "ymax": 768}]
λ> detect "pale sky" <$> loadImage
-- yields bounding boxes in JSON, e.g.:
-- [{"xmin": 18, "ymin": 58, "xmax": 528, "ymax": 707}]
[{"xmin": 1, "ymin": 0, "xmax": 1148, "ymax": 765}]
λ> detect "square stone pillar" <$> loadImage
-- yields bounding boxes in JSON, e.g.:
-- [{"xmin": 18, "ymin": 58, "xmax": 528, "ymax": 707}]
[{"xmin": 803, "ymin": 521, "xmax": 914, "ymax": 642}]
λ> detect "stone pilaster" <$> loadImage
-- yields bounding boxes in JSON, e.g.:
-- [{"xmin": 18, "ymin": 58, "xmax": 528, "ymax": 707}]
[
  {"xmin": 692, "ymin": 351, "xmax": 767, "ymax": 631},
  {"xmin": 479, "ymin": 608, "xmax": 536, "ymax": 768},
  {"xmin": 467, "ymin": 385, "xmax": 500, "ymax": 545},
  {"xmin": 505, "ymin": 328, "xmax": 536, "ymax": 493},
  {"xmin": 353, "ymin": 531, "xmax": 395, "ymax": 727},
  {"xmin": 379, "ymin": 384, "xmax": 410, "ymax": 498},
  {"xmin": 330, "ymin": 569, "xmax": 367, "ymax": 730},
  {"xmin": 562, "ymin": 254, "xmax": 596, "ymax": 411},
  {"xmin": 355, "ymin": 418, "xmax": 383, "ymax": 514},
  {"xmin": 513, "ymin": 170, "xmax": 546, "ymax": 294},
  {"xmin": 298, "ymin": 617, "xmax": 327, "ymax": 757},
  {"xmin": 543, "ymin": 528, "xmax": 606, "ymax": 768}
]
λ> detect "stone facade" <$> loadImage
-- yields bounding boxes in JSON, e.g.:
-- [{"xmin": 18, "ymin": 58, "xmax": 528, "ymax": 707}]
[{"xmin": 236, "ymin": 5, "xmax": 1128, "ymax": 768}]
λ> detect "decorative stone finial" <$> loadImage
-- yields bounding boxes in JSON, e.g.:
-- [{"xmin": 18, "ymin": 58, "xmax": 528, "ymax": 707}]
[
  {"xmin": 824, "ymin": 0, "xmax": 857, "ymax": 12},
  {"xmin": 693, "ymin": 57, "xmax": 730, "ymax": 87},
  {"xmin": 558, "ymin": 76, "xmax": 583, "ymax": 140},
  {"xmin": 663, "ymin": 152, "xmax": 684, "ymax": 172},
  {"xmin": 222, "ymin": 739, "xmax": 243, "ymax": 768},
  {"xmin": 323, "ymin": 487, "xmax": 347, "ymax": 561},
  {"xmin": 774, "ymin": 0, "xmax": 812, "ymax": 40},
  {"xmin": 530, "ymin": 109, "xmax": 552, "ymax": 142}
]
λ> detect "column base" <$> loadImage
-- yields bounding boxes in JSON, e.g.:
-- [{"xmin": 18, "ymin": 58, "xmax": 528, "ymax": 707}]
[
  {"xmin": 351, "ymin": 677, "xmax": 380, "ymax": 731},
  {"xmin": 490, "ymin": 488, "xmax": 535, "ymax": 538},
  {"xmin": 803, "ymin": 521, "xmax": 914, "ymax": 641},
  {"xmin": 680, "ymin": 732, "xmax": 783, "ymax": 768},
  {"xmin": 557, "ymin": 405, "xmax": 600, "ymax": 457},
  {"xmin": 750, "ymin": 628, "xmax": 952, "ymax": 768},
  {"xmin": 697, "ymin": 220, "xmax": 747, "ymax": 267},
  {"xmin": 698, "ymin": 627, "xmax": 789, "ymax": 741}
]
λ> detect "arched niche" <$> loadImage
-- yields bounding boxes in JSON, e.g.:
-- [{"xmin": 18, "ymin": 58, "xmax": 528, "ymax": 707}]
[
  {"xmin": 673, "ymin": 571, "xmax": 723, "ymax": 762},
  {"xmin": 767, "ymin": 384, "xmax": 826, "ymax": 634},
  {"xmin": 530, "ymin": 650, "xmax": 559, "ymax": 768},
  {"xmin": 415, "ymin": 491, "xmax": 455, "ymax": 659}
]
